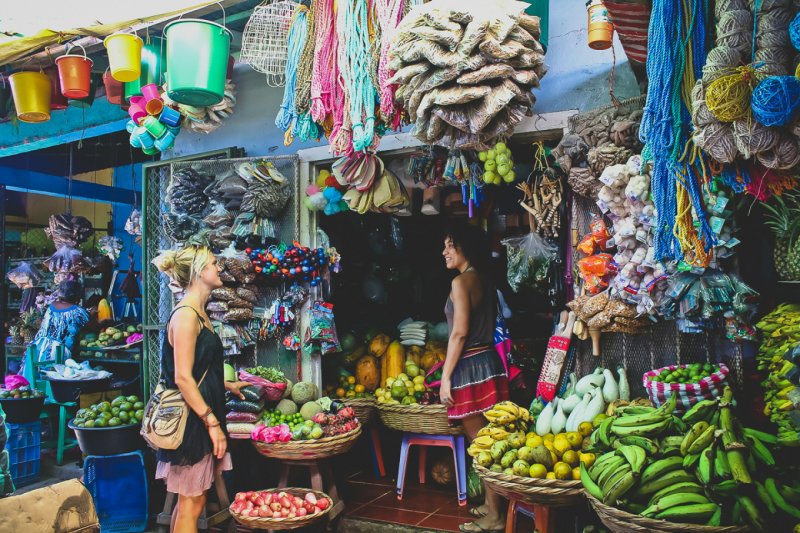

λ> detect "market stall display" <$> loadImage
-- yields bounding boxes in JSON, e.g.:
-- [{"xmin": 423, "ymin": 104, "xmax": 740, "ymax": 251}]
[
  {"xmin": 0, "ymin": 384, "xmax": 45, "ymax": 424},
  {"xmin": 69, "ymin": 395, "xmax": 144, "ymax": 455},
  {"xmin": 229, "ymin": 488, "xmax": 333, "ymax": 529}
]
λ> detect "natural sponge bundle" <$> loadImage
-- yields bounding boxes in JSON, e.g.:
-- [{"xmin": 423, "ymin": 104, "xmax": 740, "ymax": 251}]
[{"xmin": 387, "ymin": 0, "xmax": 546, "ymax": 149}]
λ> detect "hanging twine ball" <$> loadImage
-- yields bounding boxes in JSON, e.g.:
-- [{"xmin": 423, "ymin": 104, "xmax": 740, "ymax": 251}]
[
  {"xmin": 757, "ymin": 8, "xmax": 793, "ymax": 30},
  {"xmin": 694, "ymin": 122, "xmax": 738, "ymax": 163},
  {"xmin": 754, "ymin": 0, "xmax": 791, "ymax": 11},
  {"xmin": 790, "ymin": 12, "xmax": 800, "ymax": 51},
  {"xmin": 754, "ymin": 48, "xmax": 793, "ymax": 76},
  {"xmin": 717, "ymin": 11, "xmax": 754, "ymax": 53},
  {"xmin": 716, "ymin": 0, "xmax": 749, "ymax": 17},
  {"xmin": 691, "ymin": 80, "xmax": 719, "ymax": 128},
  {"xmin": 706, "ymin": 68, "xmax": 757, "ymax": 122},
  {"xmin": 703, "ymin": 46, "xmax": 744, "ymax": 83},
  {"xmin": 751, "ymin": 75, "xmax": 800, "ymax": 126},
  {"xmin": 734, "ymin": 118, "xmax": 779, "ymax": 158},
  {"xmin": 757, "ymin": 29, "xmax": 792, "ymax": 50},
  {"xmin": 757, "ymin": 134, "xmax": 800, "ymax": 169}
]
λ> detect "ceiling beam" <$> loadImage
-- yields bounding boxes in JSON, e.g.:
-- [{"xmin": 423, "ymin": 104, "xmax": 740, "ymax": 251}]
[{"xmin": 0, "ymin": 166, "xmax": 140, "ymax": 205}]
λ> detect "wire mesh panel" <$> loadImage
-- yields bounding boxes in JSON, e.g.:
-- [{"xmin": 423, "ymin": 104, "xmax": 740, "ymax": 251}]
[
  {"xmin": 239, "ymin": 1, "xmax": 296, "ymax": 84},
  {"xmin": 567, "ymin": 177, "xmax": 745, "ymax": 398},
  {"xmin": 143, "ymin": 156, "xmax": 301, "ymax": 397}
]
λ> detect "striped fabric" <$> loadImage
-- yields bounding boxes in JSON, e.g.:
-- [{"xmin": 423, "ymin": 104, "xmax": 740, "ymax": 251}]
[
  {"xmin": 643, "ymin": 364, "xmax": 730, "ymax": 411},
  {"xmin": 605, "ymin": 1, "xmax": 651, "ymax": 64},
  {"xmin": 449, "ymin": 347, "xmax": 509, "ymax": 420}
]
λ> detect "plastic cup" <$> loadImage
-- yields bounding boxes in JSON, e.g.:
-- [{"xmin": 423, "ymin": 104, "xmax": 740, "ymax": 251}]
[
  {"xmin": 141, "ymin": 83, "xmax": 161, "ymax": 102},
  {"xmin": 142, "ymin": 115, "xmax": 167, "ymax": 138},
  {"xmin": 134, "ymin": 126, "xmax": 155, "ymax": 149},
  {"xmin": 154, "ymin": 131, "xmax": 176, "ymax": 152},
  {"xmin": 159, "ymin": 106, "xmax": 182, "ymax": 127},
  {"xmin": 129, "ymin": 133, "xmax": 142, "ymax": 149},
  {"xmin": 145, "ymin": 98, "xmax": 164, "ymax": 116},
  {"xmin": 125, "ymin": 120, "xmax": 137, "ymax": 133}
]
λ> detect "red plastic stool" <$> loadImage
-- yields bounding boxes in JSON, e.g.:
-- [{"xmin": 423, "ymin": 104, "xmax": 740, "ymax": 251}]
[
  {"xmin": 396, "ymin": 432, "xmax": 467, "ymax": 506},
  {"xmin": 506, "ymin": 500, "xmax": 555, "ymax": 533},
  {"xmin": 370, "ymin": 425, "xmax": 386, "ymax": 478}
]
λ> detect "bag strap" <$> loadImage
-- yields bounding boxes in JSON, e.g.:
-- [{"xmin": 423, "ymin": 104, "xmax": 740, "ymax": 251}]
[{"xmin": 197, "ymin": 366, "xmax": 210, "ymax": 387}]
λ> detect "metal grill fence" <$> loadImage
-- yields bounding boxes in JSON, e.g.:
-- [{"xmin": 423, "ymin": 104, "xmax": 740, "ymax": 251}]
[{"xmin": 143, "ymin": 156, "xmax": 300, "ymax": 397}]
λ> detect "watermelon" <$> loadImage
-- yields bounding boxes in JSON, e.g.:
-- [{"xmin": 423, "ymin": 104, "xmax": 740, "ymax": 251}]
[{"xmin": 467, "ymin": 465, "xmax": 484, "ymax": 503}]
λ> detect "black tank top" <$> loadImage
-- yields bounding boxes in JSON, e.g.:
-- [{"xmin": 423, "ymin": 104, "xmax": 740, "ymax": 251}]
[{"xmin": 157, "ymin": 306, "xmax": 226, "ymax": 467}]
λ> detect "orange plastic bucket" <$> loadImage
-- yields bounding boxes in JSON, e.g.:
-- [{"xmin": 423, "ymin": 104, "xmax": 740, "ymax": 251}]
[
  {"xmin": 9, "ymin": 71, "xmax": 51, "ymax": 123},
  {"xmin": 586, "ymin": 0, "xmax": 613, "ymax": 50},
  {"xmin": 55, "ymin": 45, "xmax": 94, "ymax": 98},
  {"xmin": 44, "ymin": 67, "xmax": 68, "ymax": 110}
]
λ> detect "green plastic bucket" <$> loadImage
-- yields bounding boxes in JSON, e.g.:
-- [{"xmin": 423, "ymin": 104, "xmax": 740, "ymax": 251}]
[
  {"xmin": 524, "ymin": 0, "xmax": 549, "ymax": 53},
  {"xmin": 164, "ymin": 19, "xmax": 231, "ymax": 106},
  {"xmin": 124, "ymin": 37, "xmax": 166, "ymax": 103}
]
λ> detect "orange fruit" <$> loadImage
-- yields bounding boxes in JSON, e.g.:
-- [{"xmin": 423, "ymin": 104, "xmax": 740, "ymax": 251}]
[{"xmin": 335, "ymin": 387, "xmax": 346, "ymax": 398}]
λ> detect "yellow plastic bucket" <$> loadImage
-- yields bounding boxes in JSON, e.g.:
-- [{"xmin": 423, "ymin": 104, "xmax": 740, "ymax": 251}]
[
  {"xmin": 104, "ymin": 33, "xmax": 144, "ymax": 83},
  {"xmin": 9, "ymin": 71, "xmax": 51, "ymax": 123}
]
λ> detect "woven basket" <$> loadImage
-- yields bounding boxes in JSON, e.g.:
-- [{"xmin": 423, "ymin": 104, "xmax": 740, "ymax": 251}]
[
  {"xmin": 230, "ymin": 488, "xmax": 332, "ymax": 530},
  {"xmin": 252, "ymin": 425, "xmax": 361, "ymax": 461},
  {"xmin": 585, "ymin": 494, "xmax": 750, "ymax": 533},
  {"xmin": 377, "ymin": 402, "xmax": 462, "ymax": 435},
  {"xmin": 473, "ymin": 463, "xmax": 583, "ymax": 507},
  {"xmin": 344, "ymin": 397, "xmax": 376, "ymax": 426}
]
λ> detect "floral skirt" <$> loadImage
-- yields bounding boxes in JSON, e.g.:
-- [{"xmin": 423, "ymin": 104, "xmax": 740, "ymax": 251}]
[
  {"xmin": 156, "ymin": 452, "xmax": 232, "ymax": 497},
  {"xmin": 447, "ymin": 346, "xmax": 509, "ymax": 420}
]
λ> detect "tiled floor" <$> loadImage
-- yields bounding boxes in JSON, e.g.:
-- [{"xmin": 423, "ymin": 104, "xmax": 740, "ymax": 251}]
[{"xmin": 341, "ymin": 470, "xmax": 473, "ymax": 533}]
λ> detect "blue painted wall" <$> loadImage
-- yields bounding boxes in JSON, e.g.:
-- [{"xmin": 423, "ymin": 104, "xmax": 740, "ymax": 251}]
[{"xmin": 110, "ymin": 163, "xmax": 143, "ymax": 320}]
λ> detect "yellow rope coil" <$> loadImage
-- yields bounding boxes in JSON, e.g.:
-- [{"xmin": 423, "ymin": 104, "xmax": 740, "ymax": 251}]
[{"xmin": 705, "ymin": 66, "xmax": 758, "ymax": 123}]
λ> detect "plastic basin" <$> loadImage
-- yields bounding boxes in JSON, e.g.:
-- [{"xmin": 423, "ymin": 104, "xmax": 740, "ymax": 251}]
[
  {"xmin": 69, "ymin": 420, "xmax": 142, "ymax": 456},
  {"xmin": 0, "ymin": 396, "xmax": 45, "ymax": 424}
]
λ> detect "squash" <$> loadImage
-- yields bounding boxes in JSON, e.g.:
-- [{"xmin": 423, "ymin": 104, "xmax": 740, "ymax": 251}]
[
  {"xmin": 384, "ymin": 341, "xmax": 405, "ymax": 380},
  {"xmin": 406, "ymin": 345, "xmax": 423, "ymax": 367},
  {"xmin": 368, "ymin": 334, "xmax": 390, "ymax": 358},
  {"xmin": 97, "ymin": 298, "xmax": 113, "ymax": 322},
  {"xmin": 355, "ymin": 355, "xmax": 380, "ymax": 391}
]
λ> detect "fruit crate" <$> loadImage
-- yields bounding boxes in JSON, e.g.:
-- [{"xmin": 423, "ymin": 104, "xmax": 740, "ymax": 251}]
[
  {"xmin": 83, "ymin": 451, "xmax": 148, "ymax": 533},
  {"xmin": 5, "ymin": 420, "xmax": 41, "ymax": 487}
]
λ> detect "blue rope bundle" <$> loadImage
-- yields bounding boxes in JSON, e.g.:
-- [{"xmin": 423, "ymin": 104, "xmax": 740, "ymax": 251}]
[
  {"xmin": 276, "ymin": 7, "xmax": 309, "ymax": 131},
  {"xmin": 751, "ymin": 76, "xmax": 800, "ymax": 127},
  {"xmin": 789, "ymin": 11, "xmax": 800, "ymax": 52}
]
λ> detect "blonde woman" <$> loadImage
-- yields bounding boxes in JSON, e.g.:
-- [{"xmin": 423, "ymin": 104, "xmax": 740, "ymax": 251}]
[{"xmin": 152, "ymin": 245, "xmax": 249, "ymax": 533}]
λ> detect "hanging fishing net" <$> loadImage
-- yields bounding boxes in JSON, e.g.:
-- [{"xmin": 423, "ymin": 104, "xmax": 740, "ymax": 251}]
[{"xmin": 240, "ymin": 0, "xmax": 297, "ymax": 85}]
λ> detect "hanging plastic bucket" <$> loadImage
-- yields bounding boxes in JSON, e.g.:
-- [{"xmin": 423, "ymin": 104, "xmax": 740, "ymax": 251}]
[
  {"xmin": 124, "ymin": 36, "xmax": 165, "ymax": 103},
  {"xmin": 0, "ymin": 76, "xmax": 9, "ymax": 119},
  {"xmin": 68, "ymin": 74, "xmax": 98, "ymax": 109},
  {"xmin": 103, "ymin": 69, "xmax": 124, "ymax": 105},
  {"xmin": 164, "ymin": 18, "xmax": 231, "ymax": 106},
  {"xmin": 55, "ymin": 44, "xmax": 93, "ymax": 98},
  {"xmin": 104, "ymin": 33, "xmax": 143, "ymax": 83},
  {"xmin": 9, "ymin": 71, "xmax": 51, "ymax": 123},
  {"xmin": 44, "ymin": 67, "xmax": 68, "ymax": 110}
]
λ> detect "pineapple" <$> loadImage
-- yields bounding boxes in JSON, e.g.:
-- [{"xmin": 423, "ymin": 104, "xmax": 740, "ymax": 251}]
[{"xmin": 763, "ymin": 192, "xmax": 800, "ymax": 281}]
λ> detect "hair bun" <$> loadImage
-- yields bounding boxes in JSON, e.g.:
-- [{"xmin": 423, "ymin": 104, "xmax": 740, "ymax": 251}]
[{"xmin": 153, "ymin": 250, "xmax": 177, "ymax": 276}]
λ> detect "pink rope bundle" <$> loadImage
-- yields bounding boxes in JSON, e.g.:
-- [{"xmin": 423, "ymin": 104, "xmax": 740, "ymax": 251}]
[
  {"xmin": 375, "ymin": 0, "xmax": 404, "ymax": 127},
  {"xmin": 310, "ymin": 0, "xmax": 335, "ymax": 123}
]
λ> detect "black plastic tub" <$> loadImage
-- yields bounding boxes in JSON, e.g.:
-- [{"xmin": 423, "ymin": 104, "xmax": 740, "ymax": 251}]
[
  {"xmin": 46, "ymin": 376, "xmax": 112, "ymax": 403},
  {"xmin": 68, "ymin": 419, "xmax": 142, "ymax": 455},
  {"xmin": 0, "ymin": 396, "xmax": 45, "ymax": 423}
]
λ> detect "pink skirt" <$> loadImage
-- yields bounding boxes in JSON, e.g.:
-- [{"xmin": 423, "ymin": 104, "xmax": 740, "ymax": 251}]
[{"xmin": 156, "ymin": 453, "xmax": 233, "ymax": 497}]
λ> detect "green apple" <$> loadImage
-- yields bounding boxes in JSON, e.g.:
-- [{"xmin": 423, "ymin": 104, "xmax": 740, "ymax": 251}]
[
  {"xmin": 503, "ymin": 170, "xmax": 516, "ymax": 183},
  {"xmin": 497, "ymin": 163, "xmax": 510, "ymax": 177},
  {"xmin": 484, "ymin": 159, "xmax": 497, "ymax": 172},
  {"xmin": 224, "ymin": 363, "xmax": 236, "ymax": 382}
]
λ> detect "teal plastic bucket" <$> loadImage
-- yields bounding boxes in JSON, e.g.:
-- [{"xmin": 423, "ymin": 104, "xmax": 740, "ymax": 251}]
[
  {"xmin": 164, "ymin": 19, "xmax": 231, "ymax": 106},
  {"xmin": 124, "ymin": 37, "xmax": 166, "ymax": 103},
  {"xmin": 524, "ymin": 0, "xmax": 549, "ymax": 53}
]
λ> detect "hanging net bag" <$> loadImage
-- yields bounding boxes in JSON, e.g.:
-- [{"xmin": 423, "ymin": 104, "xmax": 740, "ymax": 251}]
[{"xmin": 239, "ymin": 0, "xmax": 297, "ymax": 85}]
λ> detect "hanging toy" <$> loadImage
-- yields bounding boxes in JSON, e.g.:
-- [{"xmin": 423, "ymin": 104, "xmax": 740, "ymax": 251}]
[
  {"xmin": 304, "ymin": 169, "xmax": 349, "ymax": 215},
  {"xmin": 247, "ymin": 241, "xmax": 330, "ymax": 285}
]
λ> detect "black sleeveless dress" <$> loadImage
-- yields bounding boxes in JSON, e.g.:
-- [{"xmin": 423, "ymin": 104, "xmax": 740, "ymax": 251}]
[{"xmin": 157, "ymin": 306, "xmax": 227, "ymax": 467}]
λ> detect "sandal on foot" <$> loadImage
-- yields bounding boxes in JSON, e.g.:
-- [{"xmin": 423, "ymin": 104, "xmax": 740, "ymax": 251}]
[
  {"xmin": 458, "ymin": 521, "xmax": 504, "ymax": 533},
  {"xmin": 469, "ymin": 507, "xmax": 487, "ymax": 518}
]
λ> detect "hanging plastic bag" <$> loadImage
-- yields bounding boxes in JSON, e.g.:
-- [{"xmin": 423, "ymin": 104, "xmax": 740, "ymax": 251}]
[
  {"xmin": 6, "ymin": 262, "xmax": 42, "ymax": 289},
  {"xmin": 304, "ymin": 301, "xmax": 341, "ymax": 355},
  {"xmin": 125, "ymin": 208, "xmax": 142, "ymax": 236},
  {"xmin": 502, "ymin": 233, "xmax": 558, "ymax": 293}
]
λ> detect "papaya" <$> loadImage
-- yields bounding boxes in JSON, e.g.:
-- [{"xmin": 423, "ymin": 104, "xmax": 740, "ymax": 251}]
[
  {"xmin": 355, "ymin": 355, "xmax": 380, "ymax": 391},
  {"xmin": 368, "ymin": 333, "xmax": 390, "ymax": 358},
  {"xmin": 97, "ymin": 299, "xmax": 113, "ymax": 322},
  {"xmin": 384, "ymin": 341, "xmax": 405, "ymax": 380},
  {"xmin": 406, "ymin": 345, "xmax": 423, "ymax": 367}
]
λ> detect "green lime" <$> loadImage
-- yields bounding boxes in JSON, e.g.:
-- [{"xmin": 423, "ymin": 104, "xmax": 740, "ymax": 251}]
[
  {"xmin": 111, "ymin": 407, "xmax": 120, "ymax": 416},
  {"xmin": 98, "ymin": 401, "xmax": 111, "ymax": 413},
  {"xmin": 112, "ymin": 396, "xmax": 126, "ymax": 407},
  {"xmin": 651, "ymin": 376, "xmax": 660, "ymax": 382},
  {"xmin": 127, "ymin": 395, "xmax": 138, "ymax": 403},
  {"xmin": 120, "ymin": 402, "xmax": 132, "ymax": 412},
  {"xmin": 84, "ymin": 420, "xmax": 95, "ymax": 428},
  {"xmin": 133, "ymin": 402, "xmax": 144, "ymax": 410},
  {"xmin": 95, "ymin": 418, "xmax": 108, "ymax": 428},
  {"xmin": 135, "ymin": 409, "xmax": 144, "ymax": 420},
  {"xmin": 108, "ymin": 417, "xmax": 121, "ymax": 427},
  {"xmin": 101, "ymin": 411, "xmax": 112, "ymax": 420},
  {"xmin": 119, "ymin": 411, "xmax": 130, "ymax": 423}
]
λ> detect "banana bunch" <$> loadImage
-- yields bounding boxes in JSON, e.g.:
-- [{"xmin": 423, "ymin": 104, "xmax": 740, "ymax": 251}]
[
  {"xmin": 581, "ymin": 386, "xmax": 800, "ymax": 530},
  {"xmin": 468, "ymin": 402, "xmax": 531, "ymax": 457},
  {"xmin": 756, "ymin": 303, "xmax": 800, "ymax": 445},
  {"xmin": 483, "ymin": 401, "xmax": 531, "ymax": 432}
]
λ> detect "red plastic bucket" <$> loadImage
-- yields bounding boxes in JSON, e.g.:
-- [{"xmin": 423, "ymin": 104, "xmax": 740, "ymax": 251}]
[
  {"xmin": 103, "ymin": 69, "xmax": 124, "ymax": 105},
  {"xmin": 44, "ymin": 67, "xmax": 68, "ymax": 110},
  {"xmin": 55, "ymin": 45, "xmax": 93, "ymax": 99}
]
